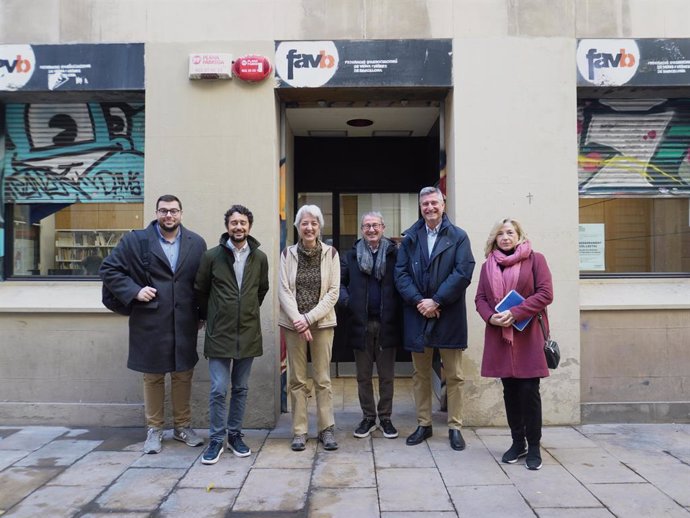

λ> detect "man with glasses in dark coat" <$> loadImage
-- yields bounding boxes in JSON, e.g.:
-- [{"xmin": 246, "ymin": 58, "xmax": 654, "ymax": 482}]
[
  {"xmin": 339, "ymin": 211, "xmax": 402, "ymax": 440},
  {"xmin": 100, "ymin": 194, "xmax": 207, "ymax": 454}
]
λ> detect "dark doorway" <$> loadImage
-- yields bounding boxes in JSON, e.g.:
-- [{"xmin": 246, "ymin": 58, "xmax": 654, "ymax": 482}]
[{"xmin": 293, "ymin": 136, "xmax": 439, "ymax": 369}]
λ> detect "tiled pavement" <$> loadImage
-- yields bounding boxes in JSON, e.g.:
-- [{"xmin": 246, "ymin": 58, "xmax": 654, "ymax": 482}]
[{"xmin": 1, "ymin": 378, "xmax": 690, "ymax": 517}]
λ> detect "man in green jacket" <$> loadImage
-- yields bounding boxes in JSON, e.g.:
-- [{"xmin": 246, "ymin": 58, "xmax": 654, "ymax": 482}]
[{"xmin": 195, "ymin": 204, "xmax": 269, "ymax": 465}]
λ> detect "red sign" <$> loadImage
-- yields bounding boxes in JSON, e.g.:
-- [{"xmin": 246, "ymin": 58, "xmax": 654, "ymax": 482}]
[{"xmin": 232, "ymin": 55, "xmax": 272, "ymax": 82}]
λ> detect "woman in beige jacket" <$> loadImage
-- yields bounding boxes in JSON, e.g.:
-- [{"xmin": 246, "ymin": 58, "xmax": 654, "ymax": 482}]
[{"xmin": 279, "ymin": 204, "xmax": 340, "ymax": 452}]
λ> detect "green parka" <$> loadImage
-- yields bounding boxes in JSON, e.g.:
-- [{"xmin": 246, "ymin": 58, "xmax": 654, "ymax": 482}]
[{"xmin": 195, "ymin": 233, "xmax": 269, "ymax": 359}]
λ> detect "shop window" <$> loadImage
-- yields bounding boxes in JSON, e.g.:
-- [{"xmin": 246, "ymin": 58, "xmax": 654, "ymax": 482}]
[
  {"xmin": 578, "ymin": 98, "xmax": 690, "ymax": 275},
  {"xmin": 1, "ymin": 101, "xmax": 144, "ymax": 278}
]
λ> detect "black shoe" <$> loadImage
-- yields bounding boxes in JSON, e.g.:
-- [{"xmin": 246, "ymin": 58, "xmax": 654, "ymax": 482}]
[
  {"xmin": 449, "ymin": 429, "xmax": 466, "ymax": 451},
  {"xmin": 201, "ymin": 439, "xmax": 224, "ymax": 465},
  {"xmin": 501, "ymin": 441, "xmax": 527, "ymax": 464},
  {"xmin": 227, "ymin": 431, "xmax": 251, "ymax": 457},
  {"xmin": 406, "ymin": 425, "xmax": 432, "ymax": 446},
  {"xmin": 379, "ymin": 419, "xmax": 399, "ymax": 439},
  {"xmin": 526, "ymin": 444, "xmax": 542, "ymax": 470},
  {"xmin": 353, "ymin": 418, "xmax": 377, "ymax": 438}
]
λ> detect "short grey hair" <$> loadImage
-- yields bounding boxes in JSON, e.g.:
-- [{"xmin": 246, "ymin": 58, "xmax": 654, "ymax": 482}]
[
  {"xmin": 360, "ymin": 211, "xmax": 385, "ymax": 226},
  {"xmin": 419, "ymin": 186, "xmax": 444, "ymax": 203},
  {"xmin": 294, "ymin": 204, "xmax": 325, "ymax": 229}
]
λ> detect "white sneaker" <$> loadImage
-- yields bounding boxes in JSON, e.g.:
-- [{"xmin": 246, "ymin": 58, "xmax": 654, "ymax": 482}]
[{"xmin": 144, "ymin": 427, "xmax": 163, "ymax": 454}]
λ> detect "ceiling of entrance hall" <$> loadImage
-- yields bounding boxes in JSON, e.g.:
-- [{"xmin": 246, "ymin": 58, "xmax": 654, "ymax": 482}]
[{"xmin": 286, "ymin": 105, "xmax": 440, "ymax": 137}]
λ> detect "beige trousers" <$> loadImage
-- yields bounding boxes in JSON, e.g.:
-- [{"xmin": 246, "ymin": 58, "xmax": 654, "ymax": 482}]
[
  {"xmin": 411, "ymin": 347, "xmax": 465, "ymax": 430},
  {"xmin": 142, "ymin": 369, "xmax": 194, "ymax": 429},
  {"xmin": 285, "ymin": 327, "xmax": 335, "ymax": 436}
]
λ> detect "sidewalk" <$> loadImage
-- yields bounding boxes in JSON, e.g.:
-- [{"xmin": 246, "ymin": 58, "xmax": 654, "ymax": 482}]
[{"xmin": 1, "ymin": 378, "xmax": 689, "ymax": 517}]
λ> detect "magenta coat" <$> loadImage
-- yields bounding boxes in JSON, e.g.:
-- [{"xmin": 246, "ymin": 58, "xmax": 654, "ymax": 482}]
[{"xmin": 475, "ymin": 252, "xmax": 554, "ymax": 379}]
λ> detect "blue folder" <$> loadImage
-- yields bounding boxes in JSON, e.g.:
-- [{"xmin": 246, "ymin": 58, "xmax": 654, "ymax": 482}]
[{"xmin": 494, "ymin": 289, "xmax": 532, "ymax": 331}]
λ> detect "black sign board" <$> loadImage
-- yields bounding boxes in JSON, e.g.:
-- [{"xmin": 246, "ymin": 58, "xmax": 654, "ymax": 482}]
[
  {"xmin": 275, "ymin": 39, "xmax": 452, "ymax": 88},
  {"xmin": 0, "ymin": 43, "xmax": 144, "ymax": 92}
]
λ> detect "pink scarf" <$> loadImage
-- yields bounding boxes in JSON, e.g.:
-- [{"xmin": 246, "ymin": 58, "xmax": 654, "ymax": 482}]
[{"xmin": 487, "ymin": 240, "xmax": 532, "ymax": 344}]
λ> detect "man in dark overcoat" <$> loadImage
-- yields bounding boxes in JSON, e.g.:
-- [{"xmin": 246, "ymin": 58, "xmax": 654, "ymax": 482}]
[
  {"xmin": 339, "ymin": 211, "xmax": 402, "ymax": 440},
  {"xmin": 394, "ymin": 186, "xmax": 475, "ymax": 451},
  {"xmin": 100, "ymin": 194, "xmax": 207, "ymax": 454}
]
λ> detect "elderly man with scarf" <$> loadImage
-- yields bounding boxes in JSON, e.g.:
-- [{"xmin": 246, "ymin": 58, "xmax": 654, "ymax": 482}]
[{"xmin": 339, "ymin": 211, "xmax": 402, "ymax": 440}]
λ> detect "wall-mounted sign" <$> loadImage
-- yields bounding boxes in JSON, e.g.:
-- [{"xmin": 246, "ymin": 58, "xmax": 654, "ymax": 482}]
[
  {"xmin": 579, "ymin": 224, "xmax": 606, "ymax": 271},
  {"xmin": 0, "ymin": 43, "xmax": 144, "ymax": 92},
  {"xmin": 188, "ymin": 53, "xmax": 232, "ymax": 80},
  {"xmin": 577, "ymin": 38, "xmax": 690, "ymax": 87},
  {"xmin": 233, "ymin": 55, "xmax": 272, "ymax": 82},
  {"xmin": 274, "ymin": 39, "xmax": 452, "ymax": 88}
]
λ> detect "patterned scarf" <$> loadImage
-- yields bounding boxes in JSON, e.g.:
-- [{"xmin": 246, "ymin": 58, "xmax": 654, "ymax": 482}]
[
  {"xmin": 356, "ymin": 238, "xmax": 390, "ymax": 280},
  {"xmin": 295, "ymin": 240, "xmax": 322, "ymax": 315},
  {"xmin": 487, "ymin": 240, "xmax": 532, "ymax": 344}
]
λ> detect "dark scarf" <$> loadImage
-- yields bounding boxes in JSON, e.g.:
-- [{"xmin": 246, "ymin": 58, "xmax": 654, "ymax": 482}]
[
  {"xmin": 295, "ymin": 240, "xmax": 322, "ymax": 315},
  {"xmin": 356, "ymin": 238, "xmax": 390, "ymax": 280}
]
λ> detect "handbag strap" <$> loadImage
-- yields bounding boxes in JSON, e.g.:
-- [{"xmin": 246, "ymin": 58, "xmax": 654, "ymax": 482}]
[
  {"xmin": 531, "ymin": 253, "xmax": 551, "ymax": 340},
  {"xmin": 537, "ymin": 313, "xmax": 550, "ymax": 340}
]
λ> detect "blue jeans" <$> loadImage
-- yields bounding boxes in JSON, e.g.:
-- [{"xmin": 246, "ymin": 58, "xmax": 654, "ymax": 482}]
[{"xmin": 208, "ymin": 357, "xmax": 254, "ymax": 442}]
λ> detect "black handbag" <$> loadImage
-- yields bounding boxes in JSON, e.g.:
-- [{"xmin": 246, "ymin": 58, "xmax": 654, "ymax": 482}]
[{"xmin": 537, "ymin": 313, "xmax": 560, "ymax": 369}]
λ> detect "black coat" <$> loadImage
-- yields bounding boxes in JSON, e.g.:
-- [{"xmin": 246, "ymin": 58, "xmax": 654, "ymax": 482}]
[
  {"xmin": 99, "ymin": 221, "xmax": 207, "ymax": 373},
  {"xmin": 394, "ymin": 215, "xmax": 475, "ymax": 352},
  {"xmin": 338, "ymin": 238, "xmax": 402, "ymax": 350}
]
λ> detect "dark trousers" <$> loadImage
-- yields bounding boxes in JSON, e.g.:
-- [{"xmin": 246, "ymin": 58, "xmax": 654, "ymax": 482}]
[
  {"xmin": 502, "ymin": 377, "xmax": 542, "ymax": 446},
  {"xmin": 354, "ymin": 320, "xmax": 396, "ymax": 420}
]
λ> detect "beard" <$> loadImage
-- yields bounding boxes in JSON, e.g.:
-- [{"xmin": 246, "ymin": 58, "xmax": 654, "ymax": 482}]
[
  {"xmin": 159, "ymin": 220, "xmax": 180, "ymax": 233},
  {"xmin": 230, "ymin": 231, "xmax": 246, "ymax": 244}
]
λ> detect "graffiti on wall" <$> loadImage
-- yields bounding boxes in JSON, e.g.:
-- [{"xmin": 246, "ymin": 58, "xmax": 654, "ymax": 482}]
[
  {"xmin": 2, "ymin": 102, "xmax": 145, "ymax": 203},
  {"xmin": 578, "ymin": 98, "xmax": 690, "ymax": 196}
]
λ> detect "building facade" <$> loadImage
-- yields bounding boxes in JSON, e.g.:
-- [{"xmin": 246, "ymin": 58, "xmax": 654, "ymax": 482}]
[{"xmin": 1, "ymin": 0, "xmax": 688, "ymax": 428}]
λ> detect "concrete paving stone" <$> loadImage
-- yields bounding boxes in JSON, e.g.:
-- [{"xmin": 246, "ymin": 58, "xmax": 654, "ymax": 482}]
[
  {"xmin": 548, "ymin": 447, "xmax": 645, "ymax": 484},
  {"xmin": 14, "ymin": 439, "xmax": 101, "ymax": 468},
  {"xmin": 330, "ymin": 429, "xmax": 374, "ymax": 454},
  {"xmin": 179, "ymin": 455, "xmax": 253, "ymax": 489},
  {"xmin": 378, "ymin": 467, "xmax": 453, "ymax": 512},
  {"xmin": 232, "ymin": 467, "xmax": 311, "ymax": 512},
  {"xmin": 381, "ymin": 513, "xmax": 458, "ymax": 518},
  {"xmin": 434, "ymin": 445, "xmax": 511, "ymax": 486},
  {"xmin": 535, "ymin": 508, "xmax": 615, "ymax": 517},
  {"xmin": 47, "ymin": 451, "xmax": 142, "ymax": 487},
  {"xmin": 158, "ymin": 487, "xmax": 237, "ymax": 517},
  {"xmin": 623, "ymin": 456, "xmax": 690, "ymax": 507},
  {"xmin": 309, "ymin": 487, "xmax": 379, "ymax": 518},
  {"xmin": 541, "ymin": 426, "xmax": 601, "ymax": 449},
  {"xmin": 3, "ymin": 482, "xmax": 102, "ymax": 518},
  {"xmin": 312, "ymin": 451, "xmax": 376, "ymax": 488},
  {"xmin": 580, "ymin": 423, "xmax": 690, "ymax": 453},
  {"xmin": 95, "ymin": 467, "xmax": 185, "ymax": 511},
  {"xmin": 373, "ymin": 437, "xmax": 436, "ymax": 468},
  {"xmin": 130, "ymin": 440, "xmax": 202, "ymax": 469},
  {"xmin": 0, "ymin": 450, "xmax": 30, "ymax": 470},
  {"xmin": 66, "ymin": 427, "xmax": 147, "ymax": 452},
  {"xmin": 449, "ymin": 485, "xmax": 536, "ymax": 518},
  {"xmin": 81, "ymin": 514, "xmax": 149, "ymax": 518},
  {"xmin": 253, "ymin": 437, "xmax": 317, "ymax": 469},
  {"xmin": 0, "ymin": 467, "xmax": 63, "ymax": 510},
  {"xmin": 475, "ymin": 427, "xmax": 511, "ymax": 437},
  {"xmin": 504, "ymin": 464, "xmax": 603, "ymax": 509},
  {"xmin": 587, "ymin": 482, "xmax": 690, "ymax": 517},
  {"xmin": 0, "ymin": 427, "xmax": 69, "ymax": 451}
]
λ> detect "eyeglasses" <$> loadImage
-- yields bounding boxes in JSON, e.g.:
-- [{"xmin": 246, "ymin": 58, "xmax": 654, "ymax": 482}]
[
  {"xmin": 361, "ymin": 223, "xmax": 382, "ymax": 230},
  {"xmin": 157, "ymin": 209, "xmax": 181, "ymax": 216}
]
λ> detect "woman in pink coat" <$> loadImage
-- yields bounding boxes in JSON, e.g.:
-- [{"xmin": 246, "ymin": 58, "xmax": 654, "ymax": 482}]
[{"xmin": 475, "ymin": 218, "xmax": 553, "ymax": 470}]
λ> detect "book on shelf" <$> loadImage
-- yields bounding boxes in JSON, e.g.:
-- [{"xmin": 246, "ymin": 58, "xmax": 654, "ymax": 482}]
[{"xmin": 494, "ymin": 289, "xmax": 532, "ymax": 331}]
